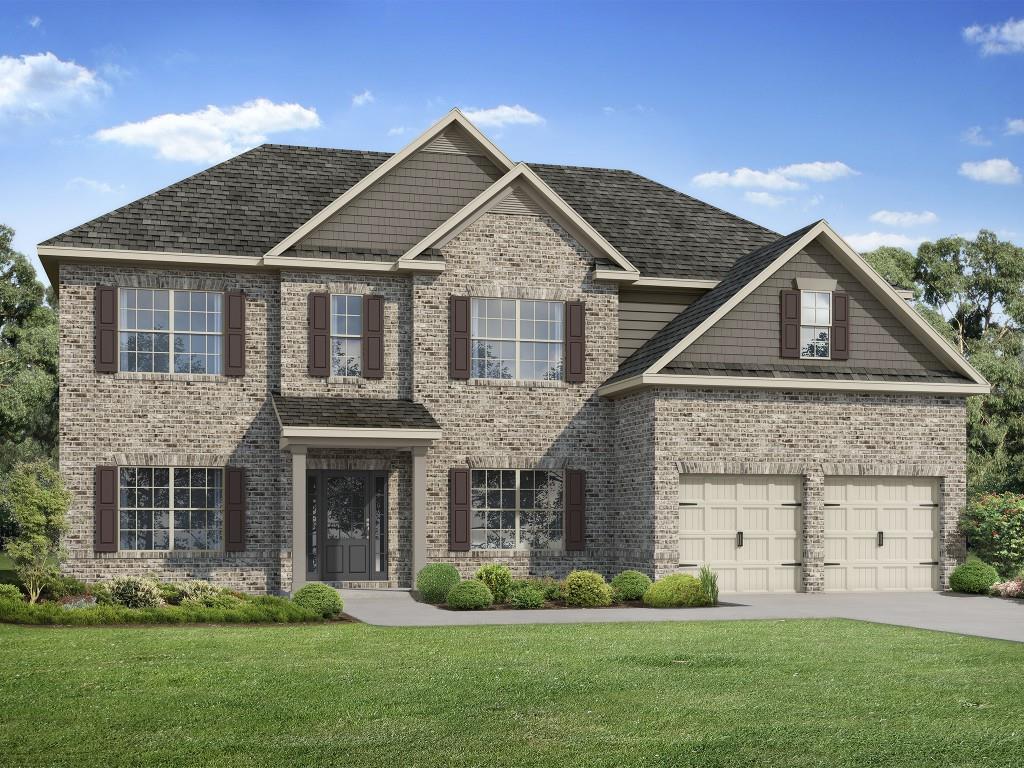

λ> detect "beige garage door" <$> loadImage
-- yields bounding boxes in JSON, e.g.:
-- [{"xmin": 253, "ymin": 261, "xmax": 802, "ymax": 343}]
[
  {"xmin": 823, "ymin": 476, "xmax": 939, "ymax": 592},
  {"xmin": 678, "ymin": 474, "xmax": 802, "ymax": 593}
]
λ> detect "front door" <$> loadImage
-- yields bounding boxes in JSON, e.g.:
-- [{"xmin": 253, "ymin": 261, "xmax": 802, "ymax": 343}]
[{"xmin": 307, "ymin": 470, "xmax": 388, "ymax": 582}]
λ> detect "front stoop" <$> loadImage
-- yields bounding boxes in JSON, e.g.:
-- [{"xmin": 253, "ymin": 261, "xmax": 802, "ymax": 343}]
[{"xmin": 321, "ymin": 580, "xmax": 405, "ymax": 590}]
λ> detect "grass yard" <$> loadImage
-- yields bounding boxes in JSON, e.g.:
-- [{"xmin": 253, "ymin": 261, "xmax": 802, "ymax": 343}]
[{"xmin": 1, "ymin": 619, "xmax": 1020, "ymax": 768}]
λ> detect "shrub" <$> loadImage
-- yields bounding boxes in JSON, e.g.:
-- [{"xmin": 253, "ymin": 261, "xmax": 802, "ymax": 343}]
[
  {"xmin": 531, "ymin": 577, "xmax": 564, "ymax": 602},
  {"xmin": 960, "ymin": 494, "xmax": 1024, "ymax": 577},
  {"xmin": 183, "ymin": 592, "xmax": 243, "ymax": 610},
  {"xmin": 157, "ymin": 582, "xmax": 186, "ymax": 605},
  {"xmin": 698, "ymin": 564, "xmax": 720, "ymax": 606},
  {"xmin": 991, "ymin": 579, "xmax": 1023, "ymax": 598},
  {"xmin": 416, "ymin": 563, "xmax": 461, "ymax": 604},
  {"xmin": 949, "ymin": 556, "xmax": 1000, "ymax": 594},
  {"xmin": 43, "ymin": 575, "xmax": 88, "ymax": 601},
  {"xmin": 90, "ymin": 583, "xmax": 113, "ymax": 606},
  {"xmin": 507, "ymin": 585, "xmax": 544, "ymax": 609},
  {"xmin": 0, "ymin": 584, "xmax": 23, "ymax": 602},
  {"xmin": 109, "ymin": 576, "xmax": 164, "ymax": 608},
  {"xmin": 610, "ymin": 570, "xmax": 652, "ymax": 601},
  {"xmin": 179, "ymin": 580, "xmax": 221, "ymax": 606},
  {"xmin": 474, "ymin": 564, "xmax": 514, "ymax": 603},
  {"xmin": 292, "ymin": 583, "xmax": 344, "ymax": 618},
  {"xmin": 562, "ymin": 570, "xmax": 613, "ymax": 607},
  {"xmin": 643, "ymin": 574, "xmax": 712, "ymax": 608},
  {"xmin": 446, "ymin": 579, "xmax": 493, "ymax": 610}
]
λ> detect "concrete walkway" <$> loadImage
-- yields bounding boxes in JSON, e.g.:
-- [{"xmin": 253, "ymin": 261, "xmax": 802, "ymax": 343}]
[{"xmin": 339, "ymin": 588, "xmax": 1024, "ymax": 642}]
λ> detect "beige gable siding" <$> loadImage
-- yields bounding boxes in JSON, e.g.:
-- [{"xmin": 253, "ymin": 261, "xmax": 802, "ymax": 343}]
[
  {"xmin": 671, "ymin": 243, "xmax": 948, "ymax": 372},
  {"xmin": 618, "ymin": 289, "xmax": 702, "ymax": 363}
]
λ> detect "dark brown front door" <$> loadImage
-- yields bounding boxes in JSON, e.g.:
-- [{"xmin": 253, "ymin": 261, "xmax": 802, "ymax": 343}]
[{"xmin": 307, "ymin": 470, "xmax": 388, "ymax": 582}]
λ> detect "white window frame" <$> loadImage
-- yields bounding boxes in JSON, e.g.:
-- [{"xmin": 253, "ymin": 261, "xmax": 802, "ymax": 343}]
[
  {"xmin": 118, "ymin": 288, "xmax": 223, "ymax": 375},
  {"xmin": 117, "ymin": 466, "xmax": 224, "ymax": 552},
  {"xmin": 469, "ymin": 468, "xmax": 564, "ymax": 551},
  {"xmin": 470, "ymin": 298, "xmax": 564, "ymax": 381},
  {"xmin": 329, "ymin": 293, "xmax": 363, "ymax": 377},
  {"xmin": 799, "ymin": 290, "xmax": 832, "ymax": 360}
]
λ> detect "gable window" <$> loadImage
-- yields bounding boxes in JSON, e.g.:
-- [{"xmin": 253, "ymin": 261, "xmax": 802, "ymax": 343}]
[
  {"xmin": 118, "ymin": 467, "xmax": 223, "ymax": 551},
  {"xmin": 800, "ymin": 290, "xmax": 831, "ymax": 359},
  {"xmin": 470, "ymin": 469, "xmax": 563, "ymax": 550},
  {"xmin": 330, "ymin": 294, "xmax": 362, "ymax": 376},
  {"xmin": 119, "ymin": 289, "xmax": 222, "ymax": 374},
  {"xmin": 471, "ymin": 299, "xmax": 564, "ymax": 380}
]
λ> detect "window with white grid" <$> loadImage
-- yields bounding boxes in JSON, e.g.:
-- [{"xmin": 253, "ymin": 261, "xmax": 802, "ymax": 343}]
[
  {"xmin": 331, "ymin": 294, "xmax": 362, "ymax": 376},
  {"xmin": 800, "ymin": 290, "xmax": 831, "ymax": 359},
  {"xmin": 118, "ymin": 289, "xmax": 222, "ymax": 374},
  {"xmin": 471, "ymin": 299, "xmax": 564, "ymax": 380}
]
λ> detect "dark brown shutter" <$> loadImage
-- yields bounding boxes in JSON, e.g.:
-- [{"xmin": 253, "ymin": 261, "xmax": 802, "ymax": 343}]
[
  {"xmin": 224, "ymin": 467, "xmax": 247, "ymax": 552},
  {"xmin": 779, "ymin": 289, "xmax": 801, "ymax": 359},
  {"xmin": 565, "ymin": 301, "xmax": 586, "ymax": 383},
  {"xmin": 94, "ymin": 286, "xmax": 118, "ymax": 373},
  {"xmin": 449, "ymin": 467, "xmax": 471, "ymax": 551},
  {"xmin": 831, "ymin": 292, "xmax": 850, "ymax": 361},
  {"xmin": 307, "ymin": 292, "xmax": 330, "ymax": 377},
  {"xmin": 223, "ymin": 291, "xmax": 246, "ymax": 377},
  {"xmin": 94, "ymin": 465, "xmax": 118, "ymax": 552},
  {"xmin": 564, "ymin": 469, "xmax": 586, "ymax": 551},
  {"xmin": 449, "ymin": 296, "xmax": 470, "ymax": 380},
  {"xmin": 362, "ymin": 294, "xmax": 384, "ymax": 379}
]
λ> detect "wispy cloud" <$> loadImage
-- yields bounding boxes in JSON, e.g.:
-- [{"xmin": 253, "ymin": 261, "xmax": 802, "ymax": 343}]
[
  {"xmin": 461, "ymin": 104, "xmax": 544, "ymax": 127},
  {"xmin": 387, "ymin": 126, "xmax": 406, "ymax": 136},
  {"xmin": 1006, "ymin": 118, "xmax": 1024, "ymax": 135},
  {"xmin": 963, "ymin": 18, "xmax": 1024, "ymax": 55},
  {"xmin": 959, "ymin": 158, "xmax": 1022, "ymax": 185},
  {"xmin": 869, "ymin": 210, "xmax": 938, "ymax": 228},
  {"xmin": 0, "ymin": 52, "xmax": 108, "ymax": 119},
  {"xmin": 28, "ymin": 16, "xmax": 41, "ymax": 28},
  {"xmin": 744, "ymin": 191, "xmax": 789, "ymax": 207},
  {"xmin": 352, "ymin": 89, "xmax": 374, "ymax": 107},
  {"xmin": 961, "ymin": 126, "xmax": 991, "ymax": 146},
  {"xmin": 843, "ymin": 232, "xmax": 926, "ymax": 253},
  {"xmin": 66, "ymin": 177, "xmax": 113, "ymax": 193},
  {"xmin": 693, "ymin": 161, "xmax": 857, "ymax": 190},
  {"xmin": 94, "ymin": 98, "xmax": 320, "ymax": 162}
]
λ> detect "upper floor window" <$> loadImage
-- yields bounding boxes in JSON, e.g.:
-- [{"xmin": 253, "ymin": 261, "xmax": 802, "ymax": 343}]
[
  {"xmin": 119, "ymin": 289, "xmax": 222, "ymax": 374},
  {"xmin": 800, "ymin": 290, "xmax": 831, "ymax": 359},
  {"xmin": 471, "ymin": 298, "xmax": 564, "ymax": 380},
  {"xmin": 470, "ymin": 469, "xmax": 563, "ymax": 550},
  {"xmin": 331, "ymin": 294, "xmax": 362, "ymax": 376},
  {"xmin": 119, "ymin": 467, "xmax": 223, "ymax": 551}
]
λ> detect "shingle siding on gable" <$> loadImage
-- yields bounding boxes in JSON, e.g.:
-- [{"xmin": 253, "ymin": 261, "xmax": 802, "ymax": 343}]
[{"xmin": 670, "ymin": 243, "xmax": 949, "ymax": 373}]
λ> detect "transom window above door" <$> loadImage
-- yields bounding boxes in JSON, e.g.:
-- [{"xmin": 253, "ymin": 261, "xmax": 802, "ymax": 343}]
[
  {"xmin": 330, "ymin": 294, "xmax": 362, "ymax": 376},
  {"xmin": 119, "ymin": 288, "xmax": 222, "ymax": 374},
  {"xmin": 471, "ymin": 298, "xmax": 564, "ymax": 380},
  {"xmin": 800, "ymin": 290, "xmax": 831, "ymax": 359}
]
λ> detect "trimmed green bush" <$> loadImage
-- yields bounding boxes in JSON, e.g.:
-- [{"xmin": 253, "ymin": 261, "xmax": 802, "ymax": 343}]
[
  {"xmin": 416, "ymin": 563, "xmax": 461, "ymax": 604},
  {"xmin": 43, "ymin": 575, "xmax": 88, "ymax": 601},
  {"xmin": 109, "ymin": 576, "xmax": 164, "ymax": 608},
  {"xmin": 90, "ymin": 583, "xmax": 113, "ymax": 606},
  {"xmin": 157, "ymin": 582, "xmax": 185, "ymax": 605},
  {"xmin": 446, "ymin": 579, "xmax": 493, "ymax": 610},
  {"xmin": 562, "ymin": 570, "xmax": 613, "ymax": 607},
  {"xmin": 292, "ymin": 583, "xmax": 344, "ymax": 618},
  {"xmin": 643, "ymin": 574, "xmax": 711, "ymax": 608},
  {"xmin": 474, "ymin": 564, "xmax": 514, "ymax": 603},
  {"xmin": 610, "ymin": 570, "xmax": 652, "ymax": 601},
  {"xmin": 698, "ymin": 564, "xmax": 719, "ymax": 606},
  {"xmin": 0, "ymin": 584, "xmax": 23, "ymax": 602},
  {"xmin": 533, "ymin": 577, "xmax": 564, "ymax": 602},
  {"xmin": 949, "ymin": 556, "xmax": 1000, "ymax": 594},
  {"xmin": 507, "ymin": 585, "xmax": 544, "ymax": 609}
]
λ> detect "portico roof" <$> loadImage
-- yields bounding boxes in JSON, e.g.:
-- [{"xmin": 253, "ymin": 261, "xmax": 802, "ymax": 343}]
[{"xmin": 272, "ymin": 395, "xmax": 441, "ymax": 446}]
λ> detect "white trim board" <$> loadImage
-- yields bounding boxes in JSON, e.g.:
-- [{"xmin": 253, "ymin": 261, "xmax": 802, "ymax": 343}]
[
  {"xmin": 265, "ymin": 109, "xmax": 515, "ymax": 257},
  {"xmin": 279, "ymin": 426, "xmax": 443, "ymax": 440}
]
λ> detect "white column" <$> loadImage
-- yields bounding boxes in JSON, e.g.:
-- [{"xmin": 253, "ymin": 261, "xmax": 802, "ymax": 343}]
[
  {"xmin": 291, "ymin": 446, "xmax": 307, "ymax": 593},
  {"xmin": 411, "ymin": 446, "xmax": 428, "ymax": 582}
]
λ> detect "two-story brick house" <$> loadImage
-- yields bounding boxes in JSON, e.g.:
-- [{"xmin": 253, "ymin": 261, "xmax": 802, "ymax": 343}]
[{"xmin": 38, "ymin": 109, "xmax": 989, "ymax": 596}]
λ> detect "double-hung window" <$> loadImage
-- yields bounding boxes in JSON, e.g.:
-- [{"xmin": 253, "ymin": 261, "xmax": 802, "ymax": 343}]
[
  {"xmin": 470, "ymin": 299, "xmax": 564, "ymax": 380},
  {"xmin": 470, "ymin": 469, "xmax": 564, "ymax": 550},
  {"xmin": 800, "ymin": 290, "xmax": 831, "ymax": 359},
  {"xmin": 330, "ymin": 294, "xmax": 362, "ymax": 376},
  {"xmin": 119, "ymin": 289, "xmax": 222, "ymax": 374},
  {"xmin": 118, "ymin": 467, "xmax": 223, "ymax": 551}
]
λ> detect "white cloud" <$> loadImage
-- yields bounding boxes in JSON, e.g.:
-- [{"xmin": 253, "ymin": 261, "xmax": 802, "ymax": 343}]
[
  {"xmin": 744, "ymin": 191, "xmax": 789, "ymax": 207},
  {"xmin": 28, "ymin": 16, "xmax": 41, "ymax": 28},
  {"xmin": 0, "ymin": 52, "xmax": 107, "ymax": 119},
  {"xmin": 869, "ymin": 210, "xmax": 938, "ymax": 228},
  {"xmin": 387, "ymin": 126, "xmax": 406, "ymax": 136},
  {"xmin": 66, "ymin": 177, "xmax": 113, "ymax": 193},
  {"xmin": 804, "ymin": 194, "xmax": 824, "ymax": 210},
  {"xmin": 692, "ymin": 160, "xmax": 857, "ymax": 190},
  {"xmin": 461, "ymin": 104, "xmax": 544, "ymax": 128},
  {"xmin": 961, "ymin": 125, "xmax": 991, "ymax": 145},
  {"xmin": 774, "ymin": 161, "xmax": 858, "ymax": 181},
  {"xmin": 843, "ymin": 232, "xmax": 926, "ymax": 253},
  {"xmin": 964, "ymin": 18, "xmax": 1024, "ymax": 55},
  {"xmin": 1006, "ymin": 118, "xmax": 1024, "ymax": 135},
  {"xmin": 959, "ymin": 158, "xmax": 1022, "ymax": 185},
  {"xmin": 352, "ymin": 89, "xmax": 374, "ymax": 107},
  {"xmin": 95, "ymin": 98, "xmax": 320, "ymax": 162}
]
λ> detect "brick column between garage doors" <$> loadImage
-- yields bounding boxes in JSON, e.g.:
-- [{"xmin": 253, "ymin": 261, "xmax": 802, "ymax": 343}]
[{"xmin": 801, "ymin": 470, "xmax": 825, "ymax": 593}]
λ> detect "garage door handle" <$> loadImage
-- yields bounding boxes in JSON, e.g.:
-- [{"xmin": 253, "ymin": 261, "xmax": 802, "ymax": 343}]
[
  {"xmin": 919, "ymin": 561, "xmax": 939, "ymax": 565},
  {"xmin": 824, "ymin": 562, "xmax": 840, "ymax": 566},
  {"xmin": 877, "ymin": 531, "xmax": 884, "ymax": 547},
  {"xmin": 780, "ymin": 562, "xmax": 802, "ymax": 567},
  {"xmin": 736, "ymin": 531, "xmax": 743, "ymax": 548}
]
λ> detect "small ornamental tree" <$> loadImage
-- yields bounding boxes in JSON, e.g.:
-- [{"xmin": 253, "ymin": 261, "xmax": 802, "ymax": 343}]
[
  {"xmin": 960, "ymin": 494, "xmax": 1024, "ymax": 577},
  {"xmin": 0, "ymin": 460, "xmax": 70, "ymax": 602}
]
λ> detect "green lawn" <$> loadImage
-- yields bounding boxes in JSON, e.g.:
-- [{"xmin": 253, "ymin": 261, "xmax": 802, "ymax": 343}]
[{"xmin": 1, "ymin": 619, "xmax": 1020, "ymax": 768}]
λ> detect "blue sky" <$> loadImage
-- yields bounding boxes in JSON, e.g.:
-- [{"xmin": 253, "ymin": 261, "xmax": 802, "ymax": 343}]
[{"xmin": 2, "ymin": 0, "xmax": 1023, "ymax": 285}]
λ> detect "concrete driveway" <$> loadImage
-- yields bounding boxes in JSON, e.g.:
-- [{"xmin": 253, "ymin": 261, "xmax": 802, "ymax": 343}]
[{"xmin": 339, "ymin": 588, "xmax": 1024, "ymax": 642}]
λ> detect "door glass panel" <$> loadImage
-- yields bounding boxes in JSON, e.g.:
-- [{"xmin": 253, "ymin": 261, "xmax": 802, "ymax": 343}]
[
  {"xmin": 374, "ymin": 475, "xmax": 387, "ymax": 573},
  {"xmin": 325, "ymin": 474, "xmax": 367, "ymax": 540},
  {"xmin": 306, "ymin": 474, "xmax": 318, "ymax": 575}
]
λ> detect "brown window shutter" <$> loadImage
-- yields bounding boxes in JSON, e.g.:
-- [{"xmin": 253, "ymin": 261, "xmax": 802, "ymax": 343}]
[
  {"xmin": 307, "ymin": 292, "xmax": 330, "ymax": 377},
  {"xmin": 224, "ymin": 467, "xmax": 247, "ymax": 552},
  {"xmin": 564, "ymin": 469, "xmax": 586, "ymax": 551},
  {"xmin": 449, "ymin": 296, "xmax": 470, "ymax": 380},
  {"xmin": 362, "ymin": 294, "xmax": 384, "ymax": 379},
  {"xmin": 779, "ymin": 289, "xmax": 801, "ymax": 359},
  {"xmin": 565, "ymin": 301, "xmax": 586, "ymax": 383},
  {"xmin": 449, "ymin": 467, "xmax": 471, "ymax": 551},
  {"xmin": 94, "ymin": 465, "xmax": 118, "ymax": 552},
  {"xmin": 832, "ymin": 292, "xmax": 850, "ymax": 360},
  {"xmin": 94, "ymin": 286, "xmax": 118, "ymax": 373},
  {"xmin": 223, "ymin": 291, "xmax": 246, "ymax": 376}
]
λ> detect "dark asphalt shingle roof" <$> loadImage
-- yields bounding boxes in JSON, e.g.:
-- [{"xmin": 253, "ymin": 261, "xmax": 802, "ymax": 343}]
[
  {"xmin": 660, "ymin": 360, "xmax": 970, "ymax": 384},
  {"xmin": 41, "ymin": 144, "xmax": 778, "ymax": 281},
  {"xmin": 273, "ymin": 395, "xmax": 439, "ymax": 430}
]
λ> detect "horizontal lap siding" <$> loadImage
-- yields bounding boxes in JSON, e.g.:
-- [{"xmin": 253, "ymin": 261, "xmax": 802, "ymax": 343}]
[{"xmin": 617, "ymin": 289, "xmax": 701, "ymax": 362}]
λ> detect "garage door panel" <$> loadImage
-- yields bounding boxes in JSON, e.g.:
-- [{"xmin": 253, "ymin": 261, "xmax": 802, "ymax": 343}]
[
  {"xmin": 679, "ymin": 537, "xmax": 704, "ymax": 562},
  {"xmin": 907, "ymin": 507, "xmax": 936, "ymax": 530},
  {"xmin": 770, "ymin": 536, "xmax": 798, "ymax": 561},
  {"xmin": 824, "ymin": 507, "xmax": 846, "ymax": 530},
  {"xmin": 824, "ymin": 537, "xmax": 847, "ymax": 560},
  {"xmin": 740, "ymin": 536, "xmax": 769, "ymax": 562},
  {"xmin": 879, "ymin": 567, "xmax": 908, "ymax": 590},
  {"xmin": 741, "ymin": 568, "xmax": 770, "ymax": 593},
  {"xmin": 880, "ymin": 538, "xmax": 908, "ymax": 561},
  {"xmin": 850, "ymin": 536, "xmax": 878, "ymax": 561},
  {"xmin": 738, "ymin": 506, "xmax": 769, "ymax": 530},
  {"xmin": 707, "ymin": 506, "xmax": 737, "ymax": 530},
  {"xmin": 878, "ymin": 507, "xmax": 907, "ymax": 531},
  {"xmin": 824, "ymin": 567, "xmax": 847, "ymax": 591},
  {"xmin": 708, "ymin": 536, "xmax": 737, "ymax": 560},
  {"xmin": 679, "ymin": 508, "xmax": 704, "ymax": 532}
]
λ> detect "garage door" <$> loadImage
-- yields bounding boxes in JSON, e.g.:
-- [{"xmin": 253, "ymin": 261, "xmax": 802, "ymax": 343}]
[
  {"xmin": 823, "ymin": 476, "xmax": 939, "ymax": 592},
  {"xmin": 678, "ymin": 474, "xmax": 802, "ymax": 593}
]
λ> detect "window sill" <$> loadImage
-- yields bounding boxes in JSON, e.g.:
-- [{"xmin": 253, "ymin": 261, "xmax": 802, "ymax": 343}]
[
  {"xmin": 466, "ymin": 378, "xmax": 567, "ymax": 389},
  {"xmin": 88, "ymin": 549, "xmax": 229, "ymax": 560},
  {"xmin": 114, "ymin": 371, "xmax": 230, "ymax": 383},
  {"xmin": 326, "ymin": 376, "xmax": 366, "ymax": 385}
]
